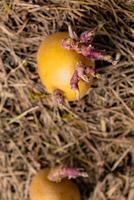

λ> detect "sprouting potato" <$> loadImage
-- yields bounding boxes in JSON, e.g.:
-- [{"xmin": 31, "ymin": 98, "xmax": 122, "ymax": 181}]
[
  {"xmin": 37, "ymin": 32, "xmax": 95, "ymax": 102},
  {"xmin": 29, "ymin": 168, "xmax": 81, "ymax": 200}
]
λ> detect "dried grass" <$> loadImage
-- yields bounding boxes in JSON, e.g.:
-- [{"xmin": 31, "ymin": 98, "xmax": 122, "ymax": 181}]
[{"xmin": 0, "ymin": 0, "xmax": 134, "ymax": 200}]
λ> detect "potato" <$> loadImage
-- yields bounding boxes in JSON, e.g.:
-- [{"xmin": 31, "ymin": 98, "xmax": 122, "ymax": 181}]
[
  {"xmin": 29, "ymin": 168, "xmax": 81, "ymax": 200},
  {"xmin": 37, "ymin": 32, "xmax": 94, "ymax": 101}
]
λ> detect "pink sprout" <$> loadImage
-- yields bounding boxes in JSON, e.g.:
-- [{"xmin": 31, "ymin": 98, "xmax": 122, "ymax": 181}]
[
  {"xmin": 70, "ymin": 70, "xmax": 79, "ymax": 90},
  {"xmin": 61, "ymin": 28, "xmax": 114, "ymax": 63},
  {"xmin": 80, "ymin": 28, "xmax": 98, "ymax": 43},
  {"xmin": 53, "ymin": 89, "xmax": 65, "ymax": 104},
  {"xmin": 61, "ymin": 38, "xmax": 75, "ymax": 50},
  {"xmin": 48, "ymin": 165, "xmax": 88, "ymax": 182},
  {"xmin": 70, "ymin": 62, "xmax": 95, "ymax": 91},
  {"xmin": 80, "ymin": 45, "xmax": 104, "ymax": 60}
]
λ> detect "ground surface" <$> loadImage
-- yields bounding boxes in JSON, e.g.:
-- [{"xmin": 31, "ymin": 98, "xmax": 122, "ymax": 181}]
[{"xmin": 0, "ymin": 0, "xmax": 134, "ymax": 200}]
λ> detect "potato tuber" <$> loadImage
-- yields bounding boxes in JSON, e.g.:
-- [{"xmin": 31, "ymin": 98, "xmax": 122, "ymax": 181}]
[
  {"xmin": 29, "ymin": 167, "xmax": 81, "ymax": 200},
  {"xmin": 37, "ymin": 32, "xmax": 95, "ymax": 102},
  {"xmin": 37, "ymin": 29, "xmax": 115, "ymax": 102}
]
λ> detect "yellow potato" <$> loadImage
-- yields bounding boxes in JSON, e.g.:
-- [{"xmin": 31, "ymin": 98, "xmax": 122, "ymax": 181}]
[
  {"xmin": 37, "ymin": 32, "xmax": 94, "ymax": 101},
  {"xmin": 29, "ymin": 168, "xmax": 81, "ymax": 200}
]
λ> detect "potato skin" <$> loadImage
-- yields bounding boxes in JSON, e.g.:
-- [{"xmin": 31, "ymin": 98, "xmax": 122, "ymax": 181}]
[
  {"xmin": 29, "ymin": 168, "xmax": 81, "ymax": 200},
  {"xmin": 37, "ymin": 32, "xmax": 94, "ymax": 101}
]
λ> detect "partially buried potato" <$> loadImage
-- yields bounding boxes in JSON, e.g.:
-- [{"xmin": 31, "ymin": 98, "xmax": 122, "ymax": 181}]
[
  {"xmin": 37, "ymin": 29, "xmax": 115, "ymax": 102},
  {"xmin": 37, "ymin": 32, "xmax": 95, "ymax": 102},
  {"xmin": 29, "ymin": 168, "xmax": 81, "ymax": 200}
]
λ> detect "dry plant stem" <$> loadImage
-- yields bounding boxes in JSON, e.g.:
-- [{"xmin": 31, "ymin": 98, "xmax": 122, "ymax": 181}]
[
  {"xmin": 47, "ymin": 165, "xmax": 88, "ymax": 182},
  {"xmin": 68, "ymin": 23, "xmax": 78, "ymax": 40}
]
